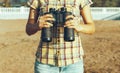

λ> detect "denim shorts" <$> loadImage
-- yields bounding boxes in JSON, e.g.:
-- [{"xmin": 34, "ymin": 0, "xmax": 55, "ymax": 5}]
[{"xmin": 34, "ymin": 60, "xmax": 84, "ymax": 73}]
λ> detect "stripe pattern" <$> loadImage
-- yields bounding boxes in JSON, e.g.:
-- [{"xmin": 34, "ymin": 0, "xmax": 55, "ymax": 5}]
[
  {"xmin": 28, "ymin": 0, "xmax": 93, "ymax": 16},
  {"xmin": 36, "ymin": 27, "xmax": 84, "ymax": 66},
  {"xmin": 28, "ymin": 0, "xmax": 93, "ymax": 67}
]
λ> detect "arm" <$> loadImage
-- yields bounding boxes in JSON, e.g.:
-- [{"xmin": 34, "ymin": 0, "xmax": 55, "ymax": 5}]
[
  {"xmin": 26, "ymin": 7, "xmax": 40, "ymax": 35},
  {"xmin": 79, "ymin": 5, "xmax": 95, "ymax": 34},
  {"xmin": 26, "ymin": 8, "xmax": 54, "ymax": 36},
  {"xmin": 65, "ymin": 5, "xmax": 95, "ymax": 34}
]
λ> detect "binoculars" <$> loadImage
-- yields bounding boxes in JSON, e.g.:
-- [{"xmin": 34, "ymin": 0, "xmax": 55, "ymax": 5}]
[{"xmin": 39, "ymin": 7, "xmax": 75, "ymax": 42}]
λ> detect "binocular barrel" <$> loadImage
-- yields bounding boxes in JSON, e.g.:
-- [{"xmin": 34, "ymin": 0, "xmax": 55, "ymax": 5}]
[
  {"xmin": 40, "ymin": 8, "xmax": 55, "ymax": 42},
  {"xmin": 64, "ymin": 12, "xmax": 75, "ymax": 41},
  {"xmin": 41, "ymin": 27, "xmax": 52, "ymax": 42},
  {"xmin": 40, "ymin": 7, "xmax": 75, "ymax": 42}
]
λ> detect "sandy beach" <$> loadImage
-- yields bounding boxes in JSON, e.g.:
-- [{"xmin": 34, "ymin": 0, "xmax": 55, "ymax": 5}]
[{"xmin": 0, "ymin": 20, "xmax": 120, "ymax": 73}]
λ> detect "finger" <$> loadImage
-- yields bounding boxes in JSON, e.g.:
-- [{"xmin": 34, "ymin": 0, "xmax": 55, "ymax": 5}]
[
  {"xmin": 66, "ymin": 15, "xmax": 74, "ymax": 20},
  {"xmin": 39, "ymin": 16, "xmax": 55, "ymax": 23},
  {"xmin": 64, "ymin": 24, "xmax": 74, "ymax": 27},
  {"xmin": 43, "ymin": 14, "xmax": 53, "ymax": 18},
  {"xmin": 43, "ymin": 22, "xmax": 53, "ymax": 27},
  {"xmin": 65, "ymin": 24, "xmax": 75, "ymax": 27},
  {"xmin": 43, "ymin": 25, "xmax": 50, "ymax": 27},
  {"xmin": 67, "ymin": 26, "xmax": 75, "ymax": 29},
  {"xmin": 65, "ymin": 20, "xmax": 74, "ymax": 25},
  {"xmin": 39, "ymin": 21, "xmax": 53, "ymax": 27},
  {"xmin": 45, "ymin": 18, "xmax": 55, "ymax": 21},
  {"xmin": 64, "ymin": 23, "xmax": 74, "ymax": 27}
]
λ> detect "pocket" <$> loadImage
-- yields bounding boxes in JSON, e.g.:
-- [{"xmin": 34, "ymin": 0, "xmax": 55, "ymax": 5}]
[
  {"xmin": 35, "ymin": 60, "xmax": 50, "ymax": 69},
  {"xmin": 34, "ymin": 61, "xmax": 51, "ymax": 73},
  {"xmin": 64, "ymin": 60, "xmax": 84, "ymax": 73},
  {"xmin": 68, "ymin": 60, "xmax": 84, "ymax": 69}
]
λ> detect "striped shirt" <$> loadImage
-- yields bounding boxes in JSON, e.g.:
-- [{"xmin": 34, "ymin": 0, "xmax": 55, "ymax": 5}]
[{"xmin": 28, "ymin": 0, "xmax": 93, "ymax": 67}]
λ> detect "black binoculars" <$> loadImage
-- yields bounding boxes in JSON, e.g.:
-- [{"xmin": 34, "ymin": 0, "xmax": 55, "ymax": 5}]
[{"xmin": 39, "ymin": 7, "xmax": 75, "ymax": 42}]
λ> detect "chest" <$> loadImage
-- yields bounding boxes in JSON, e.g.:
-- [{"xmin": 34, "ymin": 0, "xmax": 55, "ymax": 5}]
[
  {"xmin": 39, "ymin": 0, "xmax": 81, "ymax": 16},
  {"xmin": 40, "ymin": 0, "xmax": 81, "ymax": 8}
]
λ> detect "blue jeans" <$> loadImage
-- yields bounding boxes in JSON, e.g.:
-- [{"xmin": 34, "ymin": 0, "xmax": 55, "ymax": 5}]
[{"xmin": 34, "ymin": 60, "xmax": 84, "ymax": 73}]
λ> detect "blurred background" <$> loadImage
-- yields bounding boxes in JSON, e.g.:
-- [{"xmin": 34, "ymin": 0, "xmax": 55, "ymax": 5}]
[
  {"xmin": 0, "ymin": 0, "xmax": 120, "ymax": 20},
  {"xmin": 0, "ymin": 0, "xmax": 28, "ymax": 7},
  {"xmin": 0, "ymin": 0, "xmax": 120, "ymax": 7},
  {"xmin": 0, "ymin": 0, "xmax": 120, "ymax": 73}
]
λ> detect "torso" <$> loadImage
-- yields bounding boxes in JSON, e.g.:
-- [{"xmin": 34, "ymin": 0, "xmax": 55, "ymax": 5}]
[{"xmin": 35, "ymin": 0, "xmax": 84, "ymax": 67}]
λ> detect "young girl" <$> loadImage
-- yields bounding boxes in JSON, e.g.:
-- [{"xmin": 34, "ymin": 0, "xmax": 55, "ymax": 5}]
[{"xmin": 26, "ymin": 0, "xmax": 95, "ymax": 73}]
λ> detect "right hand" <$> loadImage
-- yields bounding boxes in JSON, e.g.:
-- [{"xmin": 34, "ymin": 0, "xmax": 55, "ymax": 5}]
[{"xmin": 38, "ymin": 14, "xmax": 55, "ymax": 29}]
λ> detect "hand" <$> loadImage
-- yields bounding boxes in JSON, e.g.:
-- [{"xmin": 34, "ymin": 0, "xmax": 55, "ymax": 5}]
[
  {"xmin": 38, "ymin": 14, "xmax": 55, "ymax": 29},
  {"xmin": 64, "ymin": 15, "xmax": 81, "ymax": 31}
]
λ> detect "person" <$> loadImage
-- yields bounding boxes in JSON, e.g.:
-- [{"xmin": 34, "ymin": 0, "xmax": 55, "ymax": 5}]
[{"xmin": 26, "ymin": 0, "xmax": 95, "ymax": 73}]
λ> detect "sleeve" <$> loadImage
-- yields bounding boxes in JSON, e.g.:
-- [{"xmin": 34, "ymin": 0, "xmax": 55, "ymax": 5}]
[
  {"xmin": 80, "ymin": 0, "xmax": 93, "ymax": 9},
  {"xmin": 27, "ymin": 0, "xmax": 39, "ymax": 9}
]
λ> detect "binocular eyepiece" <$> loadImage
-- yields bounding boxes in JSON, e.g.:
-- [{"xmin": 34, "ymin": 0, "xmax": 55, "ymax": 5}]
[{"xmin": 40, "ymin": 7, "xmax": 75, "ymax": 42}]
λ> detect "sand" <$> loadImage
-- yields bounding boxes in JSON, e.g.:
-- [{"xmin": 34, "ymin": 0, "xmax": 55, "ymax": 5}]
[{"xmin": 0, "ymin": 20, "xmax": 120, "ymax": 73}]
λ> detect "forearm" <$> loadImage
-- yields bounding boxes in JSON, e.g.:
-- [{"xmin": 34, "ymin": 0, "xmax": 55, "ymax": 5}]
[
  {"xmin": 26, "ymin": 23, "xmax": 40, "ymax": 35},
  {"xmin": 26, "ymin": 7, "xmax": 40, "ymax": 35},
  {"xmin": 77, "ymin": 23, "xmax": 95, "ymax": 34}
]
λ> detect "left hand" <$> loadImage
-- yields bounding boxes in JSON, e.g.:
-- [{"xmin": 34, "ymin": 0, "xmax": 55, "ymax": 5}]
[{"xmin": 64, "ymin": 15, "xmax": 81, "ymax": 31}]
